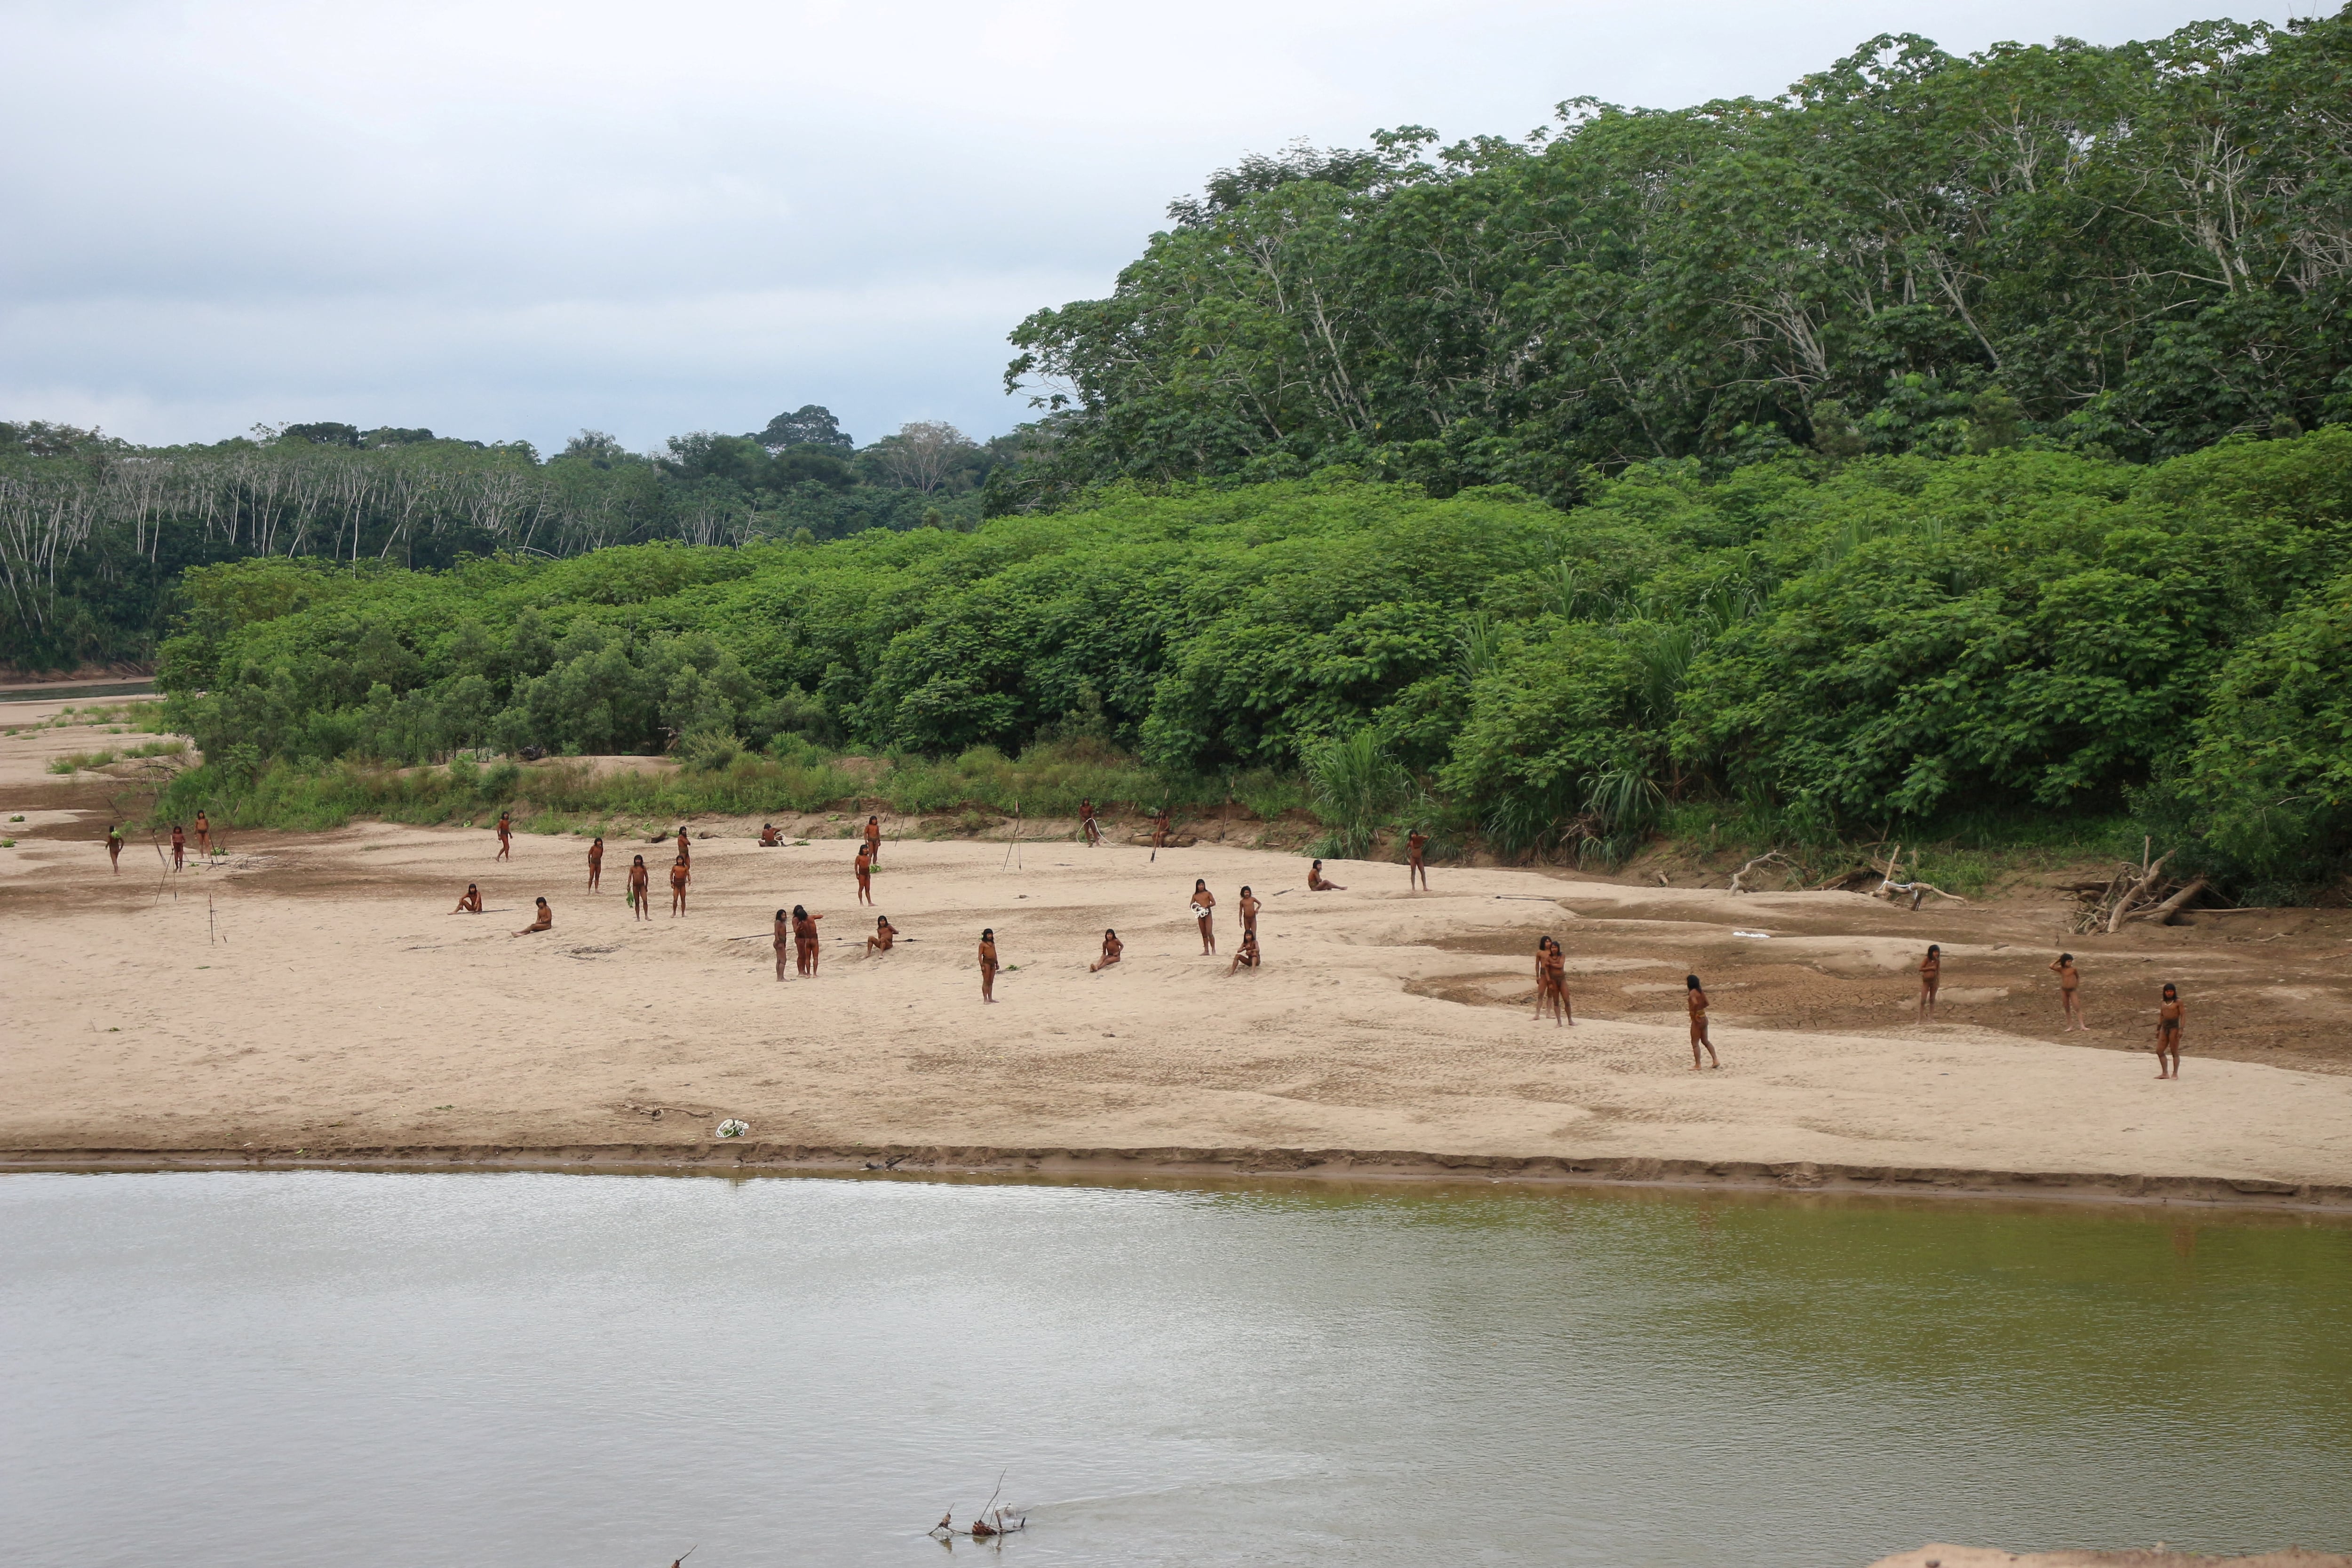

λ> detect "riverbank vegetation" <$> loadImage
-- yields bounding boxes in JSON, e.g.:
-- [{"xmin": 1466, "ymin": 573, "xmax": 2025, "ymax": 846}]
[{"xmin": 151, "ymin": 427, "xmax": 2352, "ymax": 898}]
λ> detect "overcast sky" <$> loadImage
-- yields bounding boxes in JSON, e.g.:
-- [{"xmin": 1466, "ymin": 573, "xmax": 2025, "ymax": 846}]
[{"xmin": 0, "ymin": 0, "xmax": 2317, "ymax": 454}]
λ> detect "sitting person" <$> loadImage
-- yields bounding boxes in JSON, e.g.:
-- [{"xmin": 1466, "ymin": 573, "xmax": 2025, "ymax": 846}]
[
  {"xmin": 514, "ymin": 896, "xmax": 553, "ymax": 935},
  {"xmin": 1090, "ymin": 928, "xmax": 1123, "ymax": 972},
  {"xmin": 866, "ymin": 915, "xmax": 898, "ymax": 956},
  {"xmin": 452, "ymin": 883, "xmax": 484, "ymax": 914},
  {"xmin": 1227, "ymin": 930, "xmax": 1261, "ymax": 974},
  {"xmin": 1307, "ymin": 858, "xmax": 1345, "ymax": 891},
  {"xmin": 759, "ymin": 822, "xmax": 781, "ymax": 846}
]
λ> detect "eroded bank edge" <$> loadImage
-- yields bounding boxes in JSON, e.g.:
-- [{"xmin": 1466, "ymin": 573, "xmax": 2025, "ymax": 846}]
[{"xmin": 3, "ymin": 1143, "xmax": 2349, "ymax": 1213}]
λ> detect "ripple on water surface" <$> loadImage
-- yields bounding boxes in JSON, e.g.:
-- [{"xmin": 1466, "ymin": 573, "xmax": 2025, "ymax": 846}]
[{"xmin": 2, "ymin": 1170, "xmax": 2348, "ymax": 1568}]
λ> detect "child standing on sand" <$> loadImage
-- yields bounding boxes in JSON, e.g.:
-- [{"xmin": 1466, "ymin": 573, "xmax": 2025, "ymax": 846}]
[{"xmin": 2050, "ymin": 953, "xmax": 2087, "ymax": 1031}]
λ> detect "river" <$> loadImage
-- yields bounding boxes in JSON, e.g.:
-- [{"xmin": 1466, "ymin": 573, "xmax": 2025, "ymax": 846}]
[{"xmin": 3, "ymin": 1171, "xmax": 2346, "ymax": 1566}]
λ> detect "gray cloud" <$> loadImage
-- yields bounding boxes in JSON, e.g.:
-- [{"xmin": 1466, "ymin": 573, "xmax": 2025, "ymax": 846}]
[{"xmin": 0, "ymin": 0, "xmax": 2317, "ymax": 450}]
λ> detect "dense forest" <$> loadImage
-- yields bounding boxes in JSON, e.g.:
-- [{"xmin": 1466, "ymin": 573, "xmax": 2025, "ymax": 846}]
[
  {"xmin": 0, "ymin": 408, "xmax": 1023, "ymax": 671},
  {"xmin": 1000, "ymin": 13, "xmax": 2352, "ymax": 507},
  {"xmin": 20, "ymin": 9, "xmax": 2352, "ymax": 891},
  {"xmin": 157, "ymin": 429, "xmax": 2352, "ymax": 892}
]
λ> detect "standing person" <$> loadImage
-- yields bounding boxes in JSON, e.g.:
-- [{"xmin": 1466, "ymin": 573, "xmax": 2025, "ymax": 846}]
[
  {"xmin": 866, "ymin": 915, "xmax": 898, "ymax": 956},
  {"xmin": 675, "ymin": 825, "xmax": 691, "ymax": 868},
  {"xmin": 668, "ymin": 855, "xmax": 689, "ymax": 916},
  {"xmin": 794, "ymin": 904, "xmax": 825, "ymax": 975},
  {"xmin": 977, "ymin": 927, "xmax": 999, "ymax": 1002},
  {"xmin": 863, "ymin": 815, "xmax": 883, "ymax": 865},
  {"xmin": 1532, "ymin": 938, "xmax": 1555, "ymax": 1022},
  {"xmin": 1080, "ymin": 798, "xmax": 1101, "ymax": 847},
  {"xmin": 1226, "ymin": 930, "xmax": 1261, "ymax": 974},
  {"xmin": 1091, "ymin": 928, "xmax": 1123, "ymax": 972},
  {"xmin": 170, "ymin": 822, "xmax": 185, "ymax": 870},
  {"xmin": 1406, "ymin": 828, "xmax": 1429, "ymax": 891},
  {"xmin": 452, "ymin": 883, "xmax": 484, "ymax": 914},
  {"xmin": 1916, "ymin": 944, "xmax": 1942, "ymax": 1022},
  {"xmin": 772, "ymin": 909, "xmax": 792, "ymax": 981},
  {"xmin": 854, "ymin": 844, "xmax": 874, "ymax": 905},
  {"xmin": 1191, "ymin": 879, "xmax": 1217, "ymax": 955},
  {"xmin": 1307, "ymin": 858, "xmax": 1345, "ymax": 891},
  {"xmin": 627, "ymin": 854, "xmax": 651, "ymax": 921},
  {"xmin": 194, "ymin": 810, "xmax": 212, "ymax": 859},
  {"xmin": 587, "ymin": 835, "xmax": 604, "ymax": 892},
  {"xmin": 2050, "ymin": 953, "xmax": 2088, "ymax": 1031},
  {"xmin": 514, "ymin": 897, "xmax": 553, "ymax": 935},
  {"xmin": 2155, "ymin": 983, "xmax": 2185, "ymax": 1079},
  {"xmin": 1152, "ymin": 805, "xmax": 1171, "ymax": 852},
  {"xmin": 495, "ymin": 811, "xmax": 513, "ymax": 861},
  {"xmin": 1238, "ymin": 885, "xmax": 1261, "ymax": 942},
  {"xmin": 1546, "ymin": 937, "xmax": 1573, "ymax": 1026},
  {"xmin": 1686, "ymin": 974, "xmax": 1720, "ymax": 1070},
  {"xmin": 105, "ymin": 823, "xmax": 123, "ymax": 873}
]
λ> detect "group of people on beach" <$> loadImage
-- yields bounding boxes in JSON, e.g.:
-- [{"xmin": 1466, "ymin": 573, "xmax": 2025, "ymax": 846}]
[
  {"xmin": 110, "ymin": 811, "xmax": 212, "ymax": 873},
  {"xmin": 429, "ymin": 807, "xmax": 2186, "ymax": 1074}
]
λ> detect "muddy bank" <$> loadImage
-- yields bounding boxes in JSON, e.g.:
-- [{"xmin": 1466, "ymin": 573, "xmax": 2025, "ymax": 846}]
[
  {"xmin": 8, "ymin": 1142, "xmax": 2352, "ymax": 1214},
  {"xmin": 1868, "ymin": 1548, "xmax": 2351, "ymax": 1568}
]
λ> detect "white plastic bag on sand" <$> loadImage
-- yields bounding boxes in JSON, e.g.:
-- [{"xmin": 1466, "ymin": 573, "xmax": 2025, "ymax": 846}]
[{"xmin": 715, "ymin": 1118, "xmax": 750, "ymax": 1139}]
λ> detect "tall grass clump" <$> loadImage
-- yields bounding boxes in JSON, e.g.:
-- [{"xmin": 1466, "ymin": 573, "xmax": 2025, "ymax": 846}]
[{"xmin": 1303, "ymin": 730, "xmax": 1411, "ymax": 859}]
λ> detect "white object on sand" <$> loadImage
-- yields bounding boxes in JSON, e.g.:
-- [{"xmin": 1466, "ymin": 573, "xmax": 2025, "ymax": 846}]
[
  {"xmin": 1732, "ymin": 930, "xmax": 1772, "ymax": 939},
  {"xmin": 715, "ymin": 1118, "xmax": 750, "ymax": 1139}
]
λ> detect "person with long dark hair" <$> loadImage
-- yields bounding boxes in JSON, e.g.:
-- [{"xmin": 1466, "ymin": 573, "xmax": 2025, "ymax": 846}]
[
  {"xmin": 2155, "ymin": 983, "xmax": 2185, "ymax": 1078},
  {"xmin": 1687, "ymin": 974, "xmax": 1718, "ymax": 1070}
]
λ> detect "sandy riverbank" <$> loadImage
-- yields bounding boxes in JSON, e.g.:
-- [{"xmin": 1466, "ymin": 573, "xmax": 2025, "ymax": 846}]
[{"xmin": 7, "ymin": 697, "xmax": 2352, "ymax": 1202}]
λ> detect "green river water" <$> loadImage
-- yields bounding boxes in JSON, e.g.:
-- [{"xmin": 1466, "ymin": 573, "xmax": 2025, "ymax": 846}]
[{"xmin": 2, "ymin": 1171, "xmax": 2345, "ymax": 1566}]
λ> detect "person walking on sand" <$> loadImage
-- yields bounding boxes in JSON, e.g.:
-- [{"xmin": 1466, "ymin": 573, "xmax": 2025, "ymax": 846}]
[
  {"xmin": 1091, "ymin": 928, "xmax": 1123, "ymax": 972},
  {"xmin": 1686, "ymin": 974, "xmax": 1719, "ymax": 1070},
  {"xmin": 863, "ymin": 815, "xmax": 883, "ymax": 865},
  {"xmin": 2155, "ymin": 983, "xmax": 2185, "ymax": 1079},
  {"xmin": 627, "ymin": 854, "xmax": 651, "ymax": 920},
  {"xmin": 587, "ymin": 835, "xmax": 604, "ymax": 892},
  {"xmin": 1227, "ymin": 930, "xmax": 1261, "ymax": 975},
  {"xmin": 1080, "ymin": 797, "xmax": 1101, "ymax": 847},
  {"xmin": 668, "ymin": 855, "xmax": 689, "ymax": 916},
  {"xmin": 1307, "ymin": 858, "xmax": 1344, "ymax": 891},
  {"xmin": 1238, "ymin": 885, "xmax": 1261, "ymax": 940},
  {"xmin": 2050, "ymin": 953, "xmax": 2088, "ymax": 1031},
  {"xmin": 794, "ymin": 904, "xmax": 825, "ymax": 975},
  {"xmin": 194, "ymin": 810, "xmax": 212, "ymax": 859},
  {"xmin": 1192, "ymin": 879, "xmax": 1217, "ymax": 955},
  {"xmin": 854, "ymin": 844, "xmax": 874, "ymax": 905},
  {"xmin": 866, "ymin": 915, "xmax": 898, "ymax": 957},
  {"xmin": 452, "ymin": 882, "xmax": 484, "ymax": 914},
  {"xmin": 170, "ymin": 822, "xmax": 185, "ymax": 870},
  {"xmin": 514, "ymin": 896, "xmax": 553, "ymax": 935},
  {"xmin": 978, "ymin": 927, "xmax": 999, "ymax": 1002},
  {"xmin": 773, "ymin": 908, "xmax": 792, "ymax": 981},
  {"xmin": 495, "ymin": 811, "xmax": 512, "ymax": 861},
  {"xmin": 1406, "ymin": 829, "xmax": 1429, "ymax": 891},
  {"xmin": 1916, "ymin": 944, "xmax": 1942, "ymax": 1022},
  {"xmin": 105, "ymin": 823, "xmax": 123, "ymax": 873}
]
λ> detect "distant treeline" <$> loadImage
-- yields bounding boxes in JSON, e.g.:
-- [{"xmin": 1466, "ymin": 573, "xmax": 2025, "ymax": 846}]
[
  {"xmin": 998, "ymin": 12, "xmax": 2352, "ymax": 509},
  {"xmin": 0, "ymin": 408, "xmax": 1027, "ymax": 671},
  {"xmin": 161, "ymin": 428, "xmax": 2352, "ymax": 895}
]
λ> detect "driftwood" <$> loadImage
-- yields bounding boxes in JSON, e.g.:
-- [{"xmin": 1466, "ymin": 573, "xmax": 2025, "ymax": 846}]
[
  {"xmin": 2126, "ymin": 875, "xmax": 2209, "ymax": 925},
  {"xmin": 930, "ymin": 1472, "xmax": 1027, "ymax": 1543},
  {"xmin": 1726, "ymin": 851, "xmax": 1795, "ymax": 894},
  {"xmin": 2106, "ymin": 851, "xmax": 2174, "ymax": 933}
]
